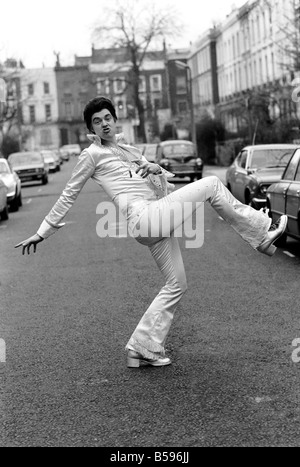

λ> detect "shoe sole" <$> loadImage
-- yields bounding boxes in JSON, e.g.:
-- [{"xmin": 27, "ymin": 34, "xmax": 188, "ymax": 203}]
[{"xmin": 127, "ymin": 357, "xmax": 172, "ymax": 368}]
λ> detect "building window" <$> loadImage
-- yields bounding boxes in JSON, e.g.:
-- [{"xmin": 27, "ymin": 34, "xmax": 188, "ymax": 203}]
[
  {"xmin": 178, "ymin": 100, "xmax": 188, "ymax": 113},
  {"xmin": 79, "ymin": 80, "xmax": 88, "ymax": 93},
  {"xmin": 45, "ymin": 104, "xmax": 51, "ymax": 122},
  {"xmin": 114, "ymin": 78, "xmax": 125, "ymax": 94},
  {"xmin": 150, "ymin": 75, "xmax": 162, "ymax": 92},
  {"xmin": 40, "ymin": 129, "xmax": 52, "ymax": 146},
  {"xmin": 153, "ymin": 98, "xmax": 161, "ymax": 110},
  {"xmin": 44, "ymin": 82, "xmax": 50, "ymax": 94},
  {"xmin": 139, "ymin": 76, "xmax": 146, "ymax": 93},
  {"xmin": 29, "ymin": 105, "xmax": 35, "ymax": 123},
  {"xmin": 265, "ymin": 55, "xmax": 269, "ymax": 81},
  {"xmin": 79, "ymin": 101, "xmax": 86, "ymax": 115},
  {"xmin": 64, "ymin": 102, "xmax": 72, "ymax": 118},
  {"xmin": 96, "ymin": 78, "xmax": 106, "ymax": 95},
  {"xmin": 28, "ymin": 84, "xmax": 34, "ymax": 96},
  {"xmin": 176, "ymin": 76, "xmax": 187, "ymax": 95}
]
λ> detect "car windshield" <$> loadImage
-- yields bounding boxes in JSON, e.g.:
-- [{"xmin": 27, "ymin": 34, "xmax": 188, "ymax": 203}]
[
  {"xmin": 9, "ymin": 153, "xmax": 42, "ymax": 165},
  {"xmin": 251, "ymin": 149, "xmax": 294, "ymax": 169},
  {"xmin": 0, "ymin": 161, "xmax": 10, "ymax": 174},
  {"xmin": 162, "ymin": 144, "xmax": 194, "ymax": 157}
]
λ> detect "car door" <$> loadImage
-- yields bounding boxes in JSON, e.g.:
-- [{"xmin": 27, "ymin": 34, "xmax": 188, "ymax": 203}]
[
  {"xmin": 233, "ymin": 150, "xmax": 249, "ymax": 202},
  {"xmin": 272, "ymin": 149, "xmax": 300, "ymax": 225},
  {"xmin": 285, "ymin": 153, "xmax": 300, "ymax": 236}
]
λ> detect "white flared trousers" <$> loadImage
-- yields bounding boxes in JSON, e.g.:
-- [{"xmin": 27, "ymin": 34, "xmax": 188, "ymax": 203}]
[{"xmin": 126, "ymin": 176, "xmax": 271, "ymax": 359}]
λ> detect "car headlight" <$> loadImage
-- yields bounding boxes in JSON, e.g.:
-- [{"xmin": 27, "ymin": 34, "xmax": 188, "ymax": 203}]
[
  {"xmin": 7, "ymin": 185, "xmax": 15, "ymax": 195},
  {"xmin": 196, "ymin": 158, "xmax": 203, "ymax": 166},
  {"xmin": 160, "ymin": 159, "xmax": 170, "ymax": 167}
]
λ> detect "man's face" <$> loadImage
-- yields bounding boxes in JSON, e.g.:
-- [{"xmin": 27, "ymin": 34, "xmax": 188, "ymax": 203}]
[{"xmin": 91, "ymin": 109, "xmax": 117, "ymax": 142}]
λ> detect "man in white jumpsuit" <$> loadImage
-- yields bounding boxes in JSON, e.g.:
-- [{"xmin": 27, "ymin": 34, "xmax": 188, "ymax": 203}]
[{"xmin": 15, "ymin": 97, "xmax": 288, "ymax": 369}]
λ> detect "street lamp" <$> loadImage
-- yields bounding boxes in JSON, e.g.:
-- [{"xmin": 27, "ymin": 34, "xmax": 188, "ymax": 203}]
[{"xmin": 174, "ymin": 60, "xmax": 197, "ymax": 149}]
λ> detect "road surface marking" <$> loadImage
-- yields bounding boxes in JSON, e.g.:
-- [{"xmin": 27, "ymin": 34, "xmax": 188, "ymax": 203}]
[
  {"xmin": 26, "ymin": 198, "xmax": 32, "ymax": 204},
  {"xmin": 218, "ymin": 216, "xmax": 224, "ymax": 221},
  {"xmin": 37, "ymin": 188, "xmax": 42, "ymax": 193},
  {"xmin": 283, "ymin": 251, "xmax": 296, "ymax": 258},
  {"xmin": 0, "ymin": 225, "xmax": 7, "ymax": 230}
]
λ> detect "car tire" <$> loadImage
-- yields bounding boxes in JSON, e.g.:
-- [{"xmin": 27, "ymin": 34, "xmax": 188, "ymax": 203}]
[
  {"xmin": 18, "ymin": 192, "xmax": 22, "ymax": 207},
  {"xmin": 42, "ymin": 176, "xmax": 48, "ymax": 185},
  {"xmin": 9, "ymin": 194, "xmax": 19, "ymax": 212},
  {"xmin": 196, "ymin": 173, "xmax": 202, "ymax": 180},
  {"xmin": 227, "ymin": 184, "xmax": 232, "ymax": 192},
  {"xmin": 0, "ymin": 204, "xmax": 9, "ymax": 221}
]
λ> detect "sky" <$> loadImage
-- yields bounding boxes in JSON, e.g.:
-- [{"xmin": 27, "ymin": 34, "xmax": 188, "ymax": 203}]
[{"xmin": 0, "ymin": 0, "xmax": 246, "ymax": 68}]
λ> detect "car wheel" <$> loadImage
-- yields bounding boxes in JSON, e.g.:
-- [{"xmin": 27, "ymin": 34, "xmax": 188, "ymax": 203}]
[
  {"xmin": 196, "ymin": 173, "xmax": 202, "ymax": 180},
  {"xmin": 42, "ymin": 175, "xmax": 48, "ymax": 185},
  {"xmin": 0, "ymin": 204, "xmax": 9, "ymax": 221},
  {"xmin": 190, "ymin": 176, "xmax": 195, "ymax": 183},
  {"xmin": 18, "ymin": 192, "xmax": 22, "ymax": 207},
  {"xmin": 10, "ymin": 193, "xmax": 19, "ymax": 212},
  {"xmin": 227, "ymin": 184, "xmax": 232, "ymax": 192}
]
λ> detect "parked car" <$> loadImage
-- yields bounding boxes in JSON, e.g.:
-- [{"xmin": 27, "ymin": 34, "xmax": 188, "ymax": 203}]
[
  {"xmin": 0, "ymin": 158, "xmax": 22, "ymax": 211},
  {"xmin": 266, "ymin": 147, "xmax": 300, "ymax": 245},
  {"xmin": 59, "ymin": 146, "xmax": 70, "ymax": 161},
  {"xmin": 41, "ymin": 150, "xmax": 60, "ymax": 172},
  {"xmin": 8, "ymin": 151, "xmax": 49, "ymax": 185},
  {"xmin": 156, "ymin": 140, "xmax": 203, "ymax": 182},
  {"xmin": 53, "ymin": 149, "xmax": 64, "ymax": 165},
  {"xmin": 60, "ymin": 144, "xmax": 81, "ymax": 159},
  {"xmin": 0, "ymin": 179, "xmax": 9, "ymax": 221},
  {"xmin": 143, "ymin": 143, "xmax": 158, "ymax": 163},
  {"xmin": 225, "ymin": 144, "xmax": 298, "ymax": 209}
]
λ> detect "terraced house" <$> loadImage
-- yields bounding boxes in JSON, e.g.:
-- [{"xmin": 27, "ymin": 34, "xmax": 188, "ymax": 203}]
[
  {"xmin": 20, "ymin": 67, "xmax": 60, "ymax": 151},
  {"xmin": 188, "ymin": 0, "xmax": 300, "ymax": 143}
]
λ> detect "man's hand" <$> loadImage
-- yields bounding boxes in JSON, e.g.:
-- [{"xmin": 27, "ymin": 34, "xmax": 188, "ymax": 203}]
[
  {"xmin": 135, "ymin": 162, "xmax": 162, "ymax": 178},
  {"xmin": 15, "ymin": 234, "xmax": 44, "ymax": 255}
]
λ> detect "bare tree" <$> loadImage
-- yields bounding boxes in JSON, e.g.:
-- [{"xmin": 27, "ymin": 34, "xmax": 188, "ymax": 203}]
[{"xmin": 92, "ymin": 0, "xmax": 182, "ymax": 142}]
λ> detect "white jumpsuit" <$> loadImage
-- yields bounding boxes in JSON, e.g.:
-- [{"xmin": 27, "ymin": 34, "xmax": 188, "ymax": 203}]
[{"xmin": 37, "ymin": 134, "xmax": 271, "ymax": 360}]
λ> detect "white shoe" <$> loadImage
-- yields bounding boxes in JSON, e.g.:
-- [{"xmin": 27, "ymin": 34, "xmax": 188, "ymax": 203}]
[
  {"xmin": 257, "ymin": 215, "xmax": 288, "ymax": 256},
  {"xmin": 127, "ymin": 350, "xmax": 172, "ymax": 368}
]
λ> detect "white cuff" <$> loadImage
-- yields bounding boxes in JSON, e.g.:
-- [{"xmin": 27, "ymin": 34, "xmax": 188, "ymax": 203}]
[{"xmin": 37, "ymin": 219, "xmax": 65, "ymax": 239}]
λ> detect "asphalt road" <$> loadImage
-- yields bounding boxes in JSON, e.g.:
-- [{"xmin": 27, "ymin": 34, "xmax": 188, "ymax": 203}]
[{"xmin": 0, "ymin": 158, "xmax": 300, "ymax": 447}]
